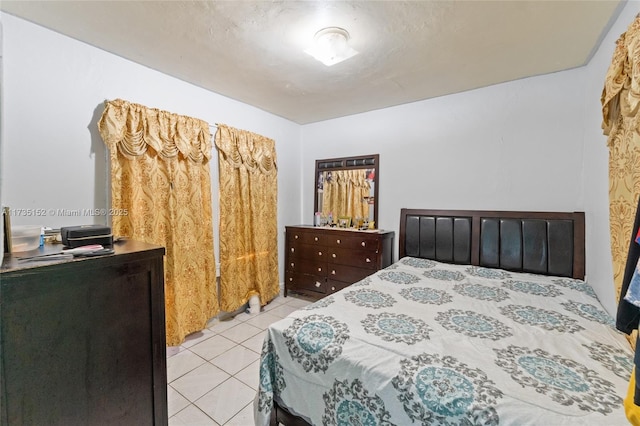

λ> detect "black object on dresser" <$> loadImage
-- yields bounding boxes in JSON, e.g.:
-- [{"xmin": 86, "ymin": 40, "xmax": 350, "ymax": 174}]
[
  {"xmin": 0, "ymin": 240, "xmax": 168, "ymax": 425},
  {"xmin": 285, "ymin": 226, "xmax": 394, "ymax": 299}
]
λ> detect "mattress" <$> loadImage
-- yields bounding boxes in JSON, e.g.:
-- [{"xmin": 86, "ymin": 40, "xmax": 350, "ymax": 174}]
[{"xmin": 255, "ymin": 257, "xmax": 633, "ymax": 425}]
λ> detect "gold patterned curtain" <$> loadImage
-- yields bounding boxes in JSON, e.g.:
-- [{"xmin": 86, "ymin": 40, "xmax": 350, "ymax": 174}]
[
  {"xmin": 214, "ymin": 124, "xmax": 279, "ymax": 312},
  {"xmin": 602, "ymin": 15, "xmax": 640, "ymax": 306},
  {"xmin": 321, "ymin": 169, "xmax": 370, "ymax": 222},
  {"xmin": 98, "ymin": 98, "xmax": 218, "ymax": 346}
]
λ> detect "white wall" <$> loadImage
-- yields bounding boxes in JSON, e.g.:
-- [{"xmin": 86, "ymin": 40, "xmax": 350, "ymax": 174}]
[
  {"xmin": 301, "ymin": 75, "xmax": 586, "ymax": 251},
  {"xmin": 0, "ymin": 13, "xmax": 302, "ymax": 279},
  {"xmin": 302, "ymin": 69, "xmax": 587, "ymax": 222},
  {"xmin": 582, "ymin": 0, "xmax": 640, "ymax": 317},
  {"xmin": 5, "ymin": 5, "xmax": 640, "ymax": 317},
  {"xmin": 299, "ymin": 34, "xmax": 630, "ymax": 314}
]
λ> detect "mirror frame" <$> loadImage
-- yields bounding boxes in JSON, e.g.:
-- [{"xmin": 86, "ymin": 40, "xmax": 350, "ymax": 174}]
[{"xmin": 314, "ymin": 154, "xmax": 379, "ymax": 227}]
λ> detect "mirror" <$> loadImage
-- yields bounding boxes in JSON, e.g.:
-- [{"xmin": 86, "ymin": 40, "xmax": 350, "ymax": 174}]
[{"xmin": 314, "ymin": 154, "xmax": 379, "ymax": 229}]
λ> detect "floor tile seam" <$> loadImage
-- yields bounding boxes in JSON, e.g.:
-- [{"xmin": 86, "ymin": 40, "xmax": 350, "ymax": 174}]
[
  {"xmin": 168, "ymin": 383, "xmax": 192, "ymax": 406},
  {"xmin": 233, "ymin": 374, "xmax": 258, "ymax": 392},
  {"xmin": 217, "ymin": 327, "xmax": 264, "ymax": 345},
  {"xmin": 190, "ymin": 339, "xmax": 257, "ymax": 365},
  {"xmin": 170, "ymin": 379, "xmax": 230, "ymax": 411},
  {"xmin": 209, "ymin": 319, "xmax": 264, "ymax": 334},
  {"xmin": 169, "ymin": 401, "xmax": 218, "ymax": 424},
  {"xmin": 240, "ymin": 341, "xmax": 263, "ymax": 355},
  {"xmin": 168, "ymin": 349, "xmax": 208, "ymax": 383},
  {"xmin": 221, "ymin": 400, "xmax": 255, "ymax": 426},
  {"xmin": 206, "ymin": 323, "xmax": 241, "ymax": 334},
  {"xmin": 206, "ymin": 382, "xmax": 256, "ymax": 425},
  {"xmin": 212, "ymin": 355, "xmax": 259, "ymax": 376},
  {"xmin": 191, "ymin": 375, "xmax": 235, "ymax": 404},
  {"xmin": 192, "ymin": 376, "xmax": 253, "ymax": 423},
  {"xmin": 233, "ymin": 363, "xmax": 261, "ymax": 390},
  {"xmin": 180, "ymin": 331, "xmax": 221, "ymax": 350},
  {"xmin": 171, "ymin": 359, "xmax": 232, "ymax": 389},
  {"xmin": 188, "ymin": 335, "xmax": 238, "ymax": 355}
]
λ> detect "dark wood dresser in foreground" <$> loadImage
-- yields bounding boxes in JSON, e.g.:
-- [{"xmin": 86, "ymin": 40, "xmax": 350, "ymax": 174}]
[
  {"xmin": 285, "ymin": 226, "xmax": 394, "ymax": 299},
  {"xmin": 0, "ymin": 240, "xmax": 168, "ymax": 425}
]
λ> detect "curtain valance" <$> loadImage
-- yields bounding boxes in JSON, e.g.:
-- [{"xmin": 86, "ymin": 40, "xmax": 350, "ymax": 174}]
[
  {"xmin": 602, "ymin": 17, "xmax": 640, "ymax": 145},
  {"xmin": 331, "ymin": 169, "xmax": 370, "ymax": 188},
  {"xmin": 214, "ymin": 124, "xmax": 277, "ymax": 175},
  {"xmin": 98, "ymin": 98, "xmax": 212, "ymax": 163}
]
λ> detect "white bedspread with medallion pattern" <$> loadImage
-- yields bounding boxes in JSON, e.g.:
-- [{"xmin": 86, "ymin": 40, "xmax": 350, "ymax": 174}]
[{"xmin": 255, "ymin": 257, "xmax": 633, "ymax": 425}]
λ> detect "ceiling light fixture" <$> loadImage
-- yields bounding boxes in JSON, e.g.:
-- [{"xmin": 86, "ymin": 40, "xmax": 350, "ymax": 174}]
[{"xmin": 304, "ymin": 27, "xmax": 358, "ymax": 67}]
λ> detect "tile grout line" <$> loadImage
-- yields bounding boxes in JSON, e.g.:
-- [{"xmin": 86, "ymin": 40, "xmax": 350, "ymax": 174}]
[{"xmin": 167, "ymin": 294, "xmax": 313, "ymax": 425}]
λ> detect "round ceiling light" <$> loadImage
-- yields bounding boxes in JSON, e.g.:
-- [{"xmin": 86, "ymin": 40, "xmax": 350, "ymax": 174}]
[{"xmin": 304, "ymin": 27, "xmax": 359, "ymax": 66}]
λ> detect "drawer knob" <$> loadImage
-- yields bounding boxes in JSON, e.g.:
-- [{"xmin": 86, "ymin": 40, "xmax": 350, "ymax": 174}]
[
  {"xmin": 331, "ymin": 270, "xmax": 336, "ymax": 275},
  {"xmin": 289, "ymin": 277, "xmax": 293, "ymax": 281},
  {"xmin": 290, "ymin": 262, "xmax": 295, "ymax": 267},
  {"xmin": 318, "ymin": 251, "xmax": 323, "ymax": 256},
  {"xmin": 315, "ymin": 281, "xmax": 321, "ymax": 288},
  {"xmin": 361, "ymin": 241, "xmax": 366, "ymax": 247},
  {"xmin": 314, "ymin": 236, "xmax": 319, "ymax": 241},
  {"xmin": 331, "ymin": 286, "xmax": 335, "ymax": 291},
  {"xmin": 336, "ymin": 239, "xmax": 341, "ymax": 244},
  {"xmin": 295, "ymin": 235, "xmax": 299, "ymax": 239},
  {"xmin": 332, "ymin": 253, "xmax": 337, "ymax": 258},
  {"xmin": 318, "ymin": 267, "xmax": 322, "ymax": 272},
  {"xmin": 290, "ymin": 248, "xmax": 295, "ymax": 253},
  {"xmin": 366, "ymin": 258, "xmax": 371, "ymax": 263}
]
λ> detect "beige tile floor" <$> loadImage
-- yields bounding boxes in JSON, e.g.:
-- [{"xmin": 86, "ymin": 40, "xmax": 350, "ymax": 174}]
[{"xmin": 167, "ymin": 291, "xmax": 313, "ymax": 425}]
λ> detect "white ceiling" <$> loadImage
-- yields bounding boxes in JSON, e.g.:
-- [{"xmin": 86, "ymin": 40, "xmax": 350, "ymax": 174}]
[{"xmin": 1, "ymin": 1, "xmax": 625, "ymax": 124}]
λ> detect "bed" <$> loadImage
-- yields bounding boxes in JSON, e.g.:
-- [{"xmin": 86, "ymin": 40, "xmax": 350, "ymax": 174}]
[{"xmin": 255, "ymin": 209, "xmax": 634, "ymax": 425}]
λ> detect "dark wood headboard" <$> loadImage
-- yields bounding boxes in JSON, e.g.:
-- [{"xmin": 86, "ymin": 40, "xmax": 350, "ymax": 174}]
[{"xmin": 399, "ymin": 209, "xmax": 585, "ymax": 280}]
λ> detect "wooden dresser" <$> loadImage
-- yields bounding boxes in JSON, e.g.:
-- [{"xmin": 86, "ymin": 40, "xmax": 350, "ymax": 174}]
[
  {"xmin": 0, "ymin": 240, "xmax": 168, "ymax": 425},
  {"xmin": 285, "ymin": 226, "xmax": 394, "ymax": 299}
]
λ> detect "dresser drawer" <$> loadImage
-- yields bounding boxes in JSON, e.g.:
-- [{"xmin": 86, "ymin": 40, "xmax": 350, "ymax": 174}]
[
  {"xmin": 288, "ymin": 243, "xmax": 329, "ymax": 261},
  {"xmin": 327, "ymin": 279, "xmax": 353, "ymax": 294},
  {"xmin": 287, "ymin": 258, "xmax": 327, "ymax": 276},
  {"xmin": 327, "ymin": 263, "xmax": 374, "ymax": 283},
  {"xmin": 285, "ymin": 226, "xmax": 394, "ymax": 300},
  {"xmin": 288, "ymin": 230, "xmax": 326, "ymax": 246},
  {"xmin": 285, "ymin": 271, "xmax": 326, "ymax": 294},
  {"xmin": 326, "ymin": 234, "xmax": 378, "ymax": 250},
  {"xmin": 328, "ymin": 247, "xmax": 377, "ymax": 269}
]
